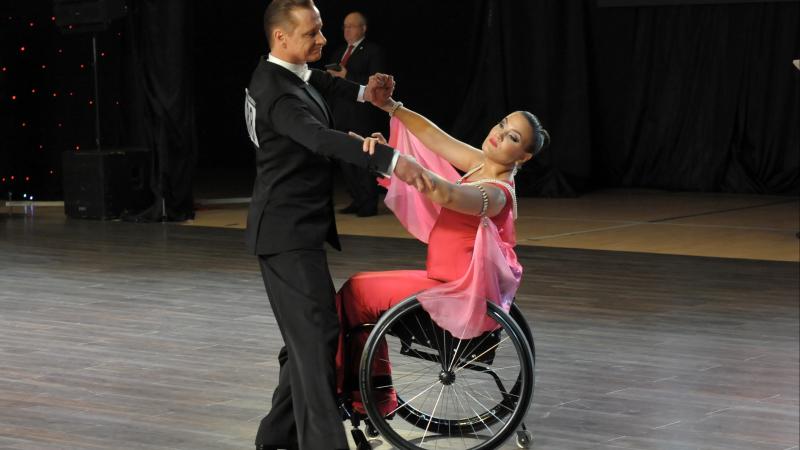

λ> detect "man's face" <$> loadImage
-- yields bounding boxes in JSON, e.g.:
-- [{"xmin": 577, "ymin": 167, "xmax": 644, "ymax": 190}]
[
  {"xmin": 281, "ymin": 7, "xmax": 326, "ymax": 63},
  {"xmin": 342, "ymin": 13, "xmax": 366, "ymax": 45}
]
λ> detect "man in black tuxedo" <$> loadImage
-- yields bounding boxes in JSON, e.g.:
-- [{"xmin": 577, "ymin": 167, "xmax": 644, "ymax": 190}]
[
  {"xmin": 327, "ymin": 12, "xmax": 388, "ymax": 217},
  {"xmin": 244, "ymin": 1, "xmax": 423, "ymax": 449}
]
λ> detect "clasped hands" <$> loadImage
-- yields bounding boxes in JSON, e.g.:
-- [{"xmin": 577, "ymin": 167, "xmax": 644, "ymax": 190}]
[{"xmin": 364, "ymin": 73, "xmax": 395, "ymax": 109}]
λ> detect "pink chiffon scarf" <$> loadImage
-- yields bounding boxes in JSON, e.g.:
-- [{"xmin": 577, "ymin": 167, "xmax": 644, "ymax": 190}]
[{"xmin": 381, "ymin": 117, "xmax": 523, "ymax": 339}]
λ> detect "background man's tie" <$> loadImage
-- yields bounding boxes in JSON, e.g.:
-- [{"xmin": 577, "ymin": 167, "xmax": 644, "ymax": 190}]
[{"xmin": 340, "ymin": 44, "xmax": 354, "ymax": 67}]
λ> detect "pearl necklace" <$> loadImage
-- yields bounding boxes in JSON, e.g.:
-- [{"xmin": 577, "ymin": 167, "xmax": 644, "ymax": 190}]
[{"xmin": 455, "ymin": 164, "xmax": 518, "ymax": 220}]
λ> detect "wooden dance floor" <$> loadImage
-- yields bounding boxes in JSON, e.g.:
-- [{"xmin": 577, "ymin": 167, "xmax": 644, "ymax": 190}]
[{"xmin": 1, "ymin": 190, "xmax": 798, "ymax": 450}]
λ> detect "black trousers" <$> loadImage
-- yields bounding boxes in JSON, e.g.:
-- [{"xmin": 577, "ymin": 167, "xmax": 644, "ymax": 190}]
[{"xmin": 255, "ymin": 249, "xmax": 348, "ymax": 450}]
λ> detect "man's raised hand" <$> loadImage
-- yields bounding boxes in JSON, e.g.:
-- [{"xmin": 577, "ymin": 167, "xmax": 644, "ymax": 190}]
[{"xmin": 365, "ymin": 73, "xmax": 395, "ymax": 108}]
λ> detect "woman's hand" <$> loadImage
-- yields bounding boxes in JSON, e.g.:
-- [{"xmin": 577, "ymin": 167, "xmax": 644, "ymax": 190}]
[{"xmin": 349, "ymin": 132, "xmax": 387, "ymax": 155}]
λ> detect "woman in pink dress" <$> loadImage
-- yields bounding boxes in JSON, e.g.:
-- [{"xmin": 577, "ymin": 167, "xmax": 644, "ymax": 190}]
[{"xmin": 336, "ymin": 93, "xmax": 549, "ymax": 415}]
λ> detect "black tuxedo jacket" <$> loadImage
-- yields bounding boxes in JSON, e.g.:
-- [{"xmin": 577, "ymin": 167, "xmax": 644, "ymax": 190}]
[
  {"xmin": 329, "ymin": 40, "xmax": 388, "ymax": 135},
  {"xmin": 245, "ymin": 57, "xmax": 394, "ymax": 255}
]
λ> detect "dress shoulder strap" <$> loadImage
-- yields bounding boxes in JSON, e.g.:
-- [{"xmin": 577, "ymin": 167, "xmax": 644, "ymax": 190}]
[{"xmin": 457, "ymin": 164, "xmax": 484, "ymax": 184}]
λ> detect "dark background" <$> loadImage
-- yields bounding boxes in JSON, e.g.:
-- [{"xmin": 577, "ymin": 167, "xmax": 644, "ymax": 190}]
[
  {"xmin": 1, "ymin": 0, "xmax": 798, "ymax": 204},
  {"xmin": 599, "ymin": 0, "xmax": 798, "ymax": 6}
]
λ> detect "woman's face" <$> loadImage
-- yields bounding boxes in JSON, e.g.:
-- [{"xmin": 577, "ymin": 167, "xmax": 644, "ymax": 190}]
[{"xmin": 481, "ymin": 112, "xmax": 535, "ymax": 166}]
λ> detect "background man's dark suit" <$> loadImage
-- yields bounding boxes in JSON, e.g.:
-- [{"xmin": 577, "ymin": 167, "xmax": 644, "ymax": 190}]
[
  {"xmin": 246, "ymin": 57, "xmax": 395, "ymax": 450},
  {"xmin": 328, "ymin": 40, "xmax": 388, "ymax": 216}
]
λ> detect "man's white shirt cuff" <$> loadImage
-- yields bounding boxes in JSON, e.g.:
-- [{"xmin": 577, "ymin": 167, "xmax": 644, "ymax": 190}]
[{"xmin": 381, "ymin": 151, "xmax": 399, "ymax": 178}]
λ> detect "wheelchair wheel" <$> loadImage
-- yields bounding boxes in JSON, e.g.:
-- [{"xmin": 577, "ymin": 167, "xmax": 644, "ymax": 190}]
[
  {"xmin": 510, "ymin": 303, "xmax": 536, "ymax": 364},
  {"xmin": 359, "ymin": 296, "xmax": 535, "ymax": 450}
]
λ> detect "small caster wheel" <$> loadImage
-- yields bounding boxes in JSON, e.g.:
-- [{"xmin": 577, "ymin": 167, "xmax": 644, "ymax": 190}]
[{"xmin": 516, "ymin": 429, "xmax": 532, "ymax": 448}]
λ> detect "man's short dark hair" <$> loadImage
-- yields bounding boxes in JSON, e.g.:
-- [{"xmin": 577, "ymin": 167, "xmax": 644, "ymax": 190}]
[{"xmin": 263, "ymin": 0, "xmax": 315, "ymax": 48}]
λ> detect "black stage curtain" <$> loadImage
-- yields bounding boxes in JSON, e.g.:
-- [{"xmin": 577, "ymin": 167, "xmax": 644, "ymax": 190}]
[
  {"xmin": 121, "ymin": 0, "xmax": 197, "ymax": 221},
  {"xmin": 589, "ymin": 2, "xmax": 799, "ymax": 194},
  {"xmin": 451, "ymin": 0, "xmax": 799, "ymax": 196}
]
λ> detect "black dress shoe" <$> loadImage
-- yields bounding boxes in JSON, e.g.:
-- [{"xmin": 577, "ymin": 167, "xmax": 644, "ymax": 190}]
[{"xmin": 338, "ymin": 202, "xmax": 360, "ymax": 214}]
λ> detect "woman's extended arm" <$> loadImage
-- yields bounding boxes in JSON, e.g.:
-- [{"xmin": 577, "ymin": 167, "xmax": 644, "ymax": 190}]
[
  {"xmin": 352, "ymin": 131, "xmax": 507, "ymax": 217},
  {"xmin": 380, "ymin": 101, "xmax": 485, "ymax": 173},
  {"xmin": 421, "ymin": 171, "xmax": 507, "ymax": 218}
]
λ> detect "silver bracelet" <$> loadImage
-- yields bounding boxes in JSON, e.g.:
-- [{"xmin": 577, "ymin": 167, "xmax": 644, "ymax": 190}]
[
  {"xmin": 475, "ymin": 184, "xmax": 489, "ymax": 216},
  {"xmin": 387, "ymin": 101, "xmax": 403, "ymax": 117}
]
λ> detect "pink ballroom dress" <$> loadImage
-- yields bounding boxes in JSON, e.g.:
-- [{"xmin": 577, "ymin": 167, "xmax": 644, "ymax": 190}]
[{"xmin": 335, "ymin": 183, "xmax": 514, "ymax": 415}]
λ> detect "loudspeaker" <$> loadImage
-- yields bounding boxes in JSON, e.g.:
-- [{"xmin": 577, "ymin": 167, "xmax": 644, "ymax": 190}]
[
  {"xmin": 54, "ymin": 0, "xmax": 127, "ymax": 33},
  {"xmin": 61, "ymin": 148, "xmax": 153, "ymax": 220}
]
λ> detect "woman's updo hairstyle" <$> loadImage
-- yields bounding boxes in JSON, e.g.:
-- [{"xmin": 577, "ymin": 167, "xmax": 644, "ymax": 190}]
[{"xmin": 519, "ymin": 111, "xmax": 550, "ymax": 156}]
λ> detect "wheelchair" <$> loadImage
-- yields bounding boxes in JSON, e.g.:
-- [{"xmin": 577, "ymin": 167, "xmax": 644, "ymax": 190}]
[{"xmin": 343, "ymin": 295, "xmax": 535, "ymax": 450}]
